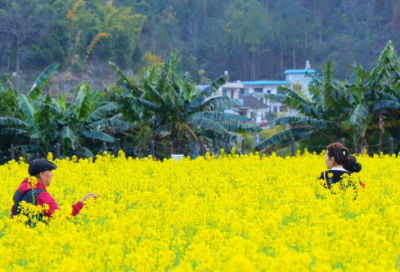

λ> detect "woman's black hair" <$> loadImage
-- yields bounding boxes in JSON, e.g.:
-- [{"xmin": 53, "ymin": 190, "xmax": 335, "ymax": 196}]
[
  {"xmin": 327, "ymin": 143, "xmax": 350, "ymax": 165},
  {"xmin": 344, "ymin": 156, "xmax": 362, "ymax": 173}
]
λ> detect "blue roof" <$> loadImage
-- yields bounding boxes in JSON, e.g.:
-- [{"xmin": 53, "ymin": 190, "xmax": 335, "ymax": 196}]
[
  {"xmin": 241, "ymin": 80, "xmax": 288, "ymax": 86},
  {"xmin": 284, "ymin": 69, "xmax": 316, "ymax": 74}
]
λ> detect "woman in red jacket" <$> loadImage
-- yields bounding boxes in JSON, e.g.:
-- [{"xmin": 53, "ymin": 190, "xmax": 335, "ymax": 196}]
[{"xmin": 11, "ymin": 159, "xmax": 97, "ymax": 218}]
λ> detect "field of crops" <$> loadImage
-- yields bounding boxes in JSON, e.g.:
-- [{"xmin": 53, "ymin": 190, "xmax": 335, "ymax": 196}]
[{"xmin": 0, "ymin": 150, "xmax": 399, "ymax": 271}]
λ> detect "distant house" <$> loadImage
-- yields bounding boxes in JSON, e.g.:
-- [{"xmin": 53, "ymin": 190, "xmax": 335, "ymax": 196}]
[
  {"xmin": 235, "ymin": 94, "xmax": 269, "ymax": 123},
  {"xmin": 284, "ymin": 69, "xmax": 316, "ymax": 99},
  {"xmin": 196, "ymin": 68, "xmax": 317, "ymax": 125},
  {"xmin": 240, "ymin": 80, "xmax": 288, "ymax": 114},
  {"xmin": 210, "ymin": 82, "xmax": 243, "ymax": 99}
]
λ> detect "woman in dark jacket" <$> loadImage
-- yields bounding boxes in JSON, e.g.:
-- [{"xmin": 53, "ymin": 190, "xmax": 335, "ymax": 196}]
[
  {"xmin": 320, "ymin": 143, "xmax": 364, "ymax": 189},
  {"xmin": 320, "ymin": 143, "xmax": 352, "ymax": 189}
]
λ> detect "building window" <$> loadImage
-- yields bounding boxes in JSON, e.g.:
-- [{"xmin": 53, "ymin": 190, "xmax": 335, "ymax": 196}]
[
  {"xmin": 273, "ymin": 106, "xmax": 278, "ymax": 113},
  {"xmin": 255, "ymin": 88, "xmax": 263, "ymax": 93},
  {"xmin": 231, "ymin": 90, "xmax": 234, "ymax": 98},
  {"xmin": 223, "ymin": 90, "xmax": 227, "ymax": 97},
  {"xmin": 240, "ymin": 88, "xmax": 245, "ymax": 94},
  {"xmin": 267, "ymin": 90, "xmax": 271, "ymax": 94},
  {"xmin": 277, "ymin": 88, "xmax": 285, "ymax": 95}
]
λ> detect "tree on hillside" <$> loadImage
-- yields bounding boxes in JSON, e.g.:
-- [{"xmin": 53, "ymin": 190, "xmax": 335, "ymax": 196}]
[
  {"xmin": 199, "ymin": 17, "xmax": 227, "ymax": 79},
  {"xmin": 65, "ymin": 0, "xmax": 146, "ymax": 69},
  {"xmin": 0, "ymin": 86, "xmax": 19, "ymax": 118},
  {"xmin": 1, "ymin": 0, "xmax": 400, "ymax": 92},
  {"xmin": 0, "ymin": 0, "xmax": 55, "ymax": 92},
  {"xmin": 92, "ymin": 1, "xmax": 146, "ymax": 68},
  {"xmin": 225, "ymin": 0, "xmax": 273, "ymax": 80},
  {"xmin": 274, "ymin": 0, "xmax": 309, "ymax": 71}
]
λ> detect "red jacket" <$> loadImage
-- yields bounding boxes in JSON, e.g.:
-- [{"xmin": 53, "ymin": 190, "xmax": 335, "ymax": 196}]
[{"xmin": 11, "ymin": 178, "xmax": 83, "ymax": 218}]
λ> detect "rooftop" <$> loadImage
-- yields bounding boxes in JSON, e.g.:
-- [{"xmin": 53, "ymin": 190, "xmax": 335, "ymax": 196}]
[
  {"xmin": 222, "ymin": 82, "xmax": 244, "ymax": 88},
  {"xmin": 241, "ymin": 80, "xmax": 288, "ymax": 86},
  {"xmin": 236, "ymin": 94, "xmax": 269, "ymax": 109},
  {"xmin": 284, "ymin": 69, "xmax": 316, "ymax": 74}
]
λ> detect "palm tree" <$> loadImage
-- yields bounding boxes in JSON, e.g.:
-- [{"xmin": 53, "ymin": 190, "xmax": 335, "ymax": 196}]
[
  {"xmin": 108, "ymin": 52, "xmax": 261, "ymax": 158},
  {"xmin": 256, "ymin": 41, "xmax": 400, "ymax": 154},
  {"xmin": 255, "ymin": 63, "xmax": 342, "ymax": 152},
  {"xmin": 348, "ymin": 41, "xmax": 400, "ymax": 152},
  {"xmin": 1, "ymin": 62, "xmax": 133, "ymax": 158},
  {"xmin": 59, "ymin": 84, "xmax": 134, "ymax": 157}
]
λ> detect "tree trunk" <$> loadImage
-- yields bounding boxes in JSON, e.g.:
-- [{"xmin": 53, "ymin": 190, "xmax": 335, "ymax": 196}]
[
  {"xmin": 252, "ymin": 50, "xmax": 256, "ymax": 80},
  {"xmin": 378, "ymin": 111, "xmax": 384, "ymax": 153},
  {"xmin": 6, "ymin": 35, "xmax": 11, "ymax": 73},
  {"xmin": 257, "ymin": 46, "xmax": 260, "ymax": 79},
  {"xmin": 16, "ymin": 44, "xmax": 20, "ymax": 93},
  {"xmin": 7, "ymin": 50, "xmax": 10, "ymax": 73},
  {"xmin": 305, "ymin": 32, "xmax": 308, "ymax": 49},
  {"xmin": 363, "ymin": 137, "xmax": 368, "ymax": 156},
  {"xmin": 319, "ymin": 28, "xmax": 322, "ymax": 44},
  {"xmin": 171, "ymin": 128, "xmax": 178, "ymax": 154},
  {"xmin": 292, "ymin": 45, "xmax": 296, "ymax": 69},
  {"xmin": 151, "ymin": 19, "xmax": 157, "ymax": 53},
  {"xmin": 238, "ymin": 45, "xmax": 244, "ymax": 80},
  {"xmin": 280, "ymin": 47, "xmax": 283, "ymax": 80}
]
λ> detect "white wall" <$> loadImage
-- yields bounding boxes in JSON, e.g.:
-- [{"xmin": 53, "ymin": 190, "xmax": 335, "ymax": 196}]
[
  {"xmin": 247, "ymin": 85, "xmax": 279, "ymax": 95},
  {"xmin": 286, "ymin": 73, "xmax": 313, "ymax": 98},
  {"xmin": 198, "ymin": 83, "xmax": 289, "ymax": 116},
  {"xmin": 248, "ymin": 108, "xmax": 270, "ymax": 123}
]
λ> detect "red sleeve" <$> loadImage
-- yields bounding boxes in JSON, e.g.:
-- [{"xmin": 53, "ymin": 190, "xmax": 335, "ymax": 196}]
[
  {"xmin": 36, "ymin": 191, "xmax": 60, "ymax": 218},
  {"xmin": 36, "ymin": 192, "xmax": 84, "ymax": 218},
  {"xmin": 71, "ymin": 201, "xmax": 84, "ymax": 216}
]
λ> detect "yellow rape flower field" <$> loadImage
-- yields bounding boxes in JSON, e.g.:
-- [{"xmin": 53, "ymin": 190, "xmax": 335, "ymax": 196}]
[{"xmin": 1, "ymin": 150, "xmax": 400, "ymax": 272}]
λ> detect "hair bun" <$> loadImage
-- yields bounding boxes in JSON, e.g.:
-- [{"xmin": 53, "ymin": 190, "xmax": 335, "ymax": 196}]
[
  {"xmin": 344, "ymin": 155, "xmax": 362, "ymax": 173},
  {"xmin": 352, "ymin": 163, "xmax": 362, "ymax": 173}
]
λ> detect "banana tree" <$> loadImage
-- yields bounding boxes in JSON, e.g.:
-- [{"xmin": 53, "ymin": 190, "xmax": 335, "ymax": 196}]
[
  {"xmin": 256, "ymin": 41, "xmax": 400, "ymax": 154},
  {"xmin": 344, "ymin": 40, "xmax": 400, "ymax": 152},
  {"xmin": 108, "ymin": 52, "xmax": 261, "ymax": 158},
  {"xmin": 2, "ymin": 62, "xmax": 133, "ymax": 158},
  {"xmin": 59, "ymin": 84, "xmax": 135, "ymax": 157},
  {"xmin": 15, "ymin": 62, "xmax": 62, "ymax": 155},
  {"xmin": 255, "ymin": 65, "xmax": 343, "ymax": 152}
]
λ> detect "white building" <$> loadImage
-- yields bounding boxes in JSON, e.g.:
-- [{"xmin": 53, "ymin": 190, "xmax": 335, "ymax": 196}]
[
  {"xmin": 235, "ymin": 94, "xmax": 269, "ymax": 123},
  {"xmin": 240, "ymin": 80, "xmax": 288, "ymax": 114},
  {"xmin": 284, "ymin": 69, "xmax": 316, "ymax": 99},
  {"xmin": 211, "ymin": 82, "xmax": 243, "ymax": 99},
  {"xmin": 196, "ymin": 68, "xmax": 317, "ymax": 124}
]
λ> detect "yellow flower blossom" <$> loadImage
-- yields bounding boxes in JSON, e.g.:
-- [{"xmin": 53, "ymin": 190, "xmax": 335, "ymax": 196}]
[
  {"xmin": 27, "ymin": 176, "xmax": 38, "ymax": 188},
  {"xmin": 0, "ymin": 151, "xmax": 398, "ymax": 271}
]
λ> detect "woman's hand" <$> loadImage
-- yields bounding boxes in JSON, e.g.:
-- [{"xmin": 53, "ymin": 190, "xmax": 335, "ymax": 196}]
[{"xmin": 81, "ymin": 193, "xmax": 98, "ymax": 204}]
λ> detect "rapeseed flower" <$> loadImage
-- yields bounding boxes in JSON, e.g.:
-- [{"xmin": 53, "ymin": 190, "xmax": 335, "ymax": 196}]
[{"xmin": 0, "ymin": 151, "xmax": 398, "ymax": 271}]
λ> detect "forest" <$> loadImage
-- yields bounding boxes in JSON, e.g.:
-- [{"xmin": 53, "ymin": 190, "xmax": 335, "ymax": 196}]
[
  {"xmin": 1, "ymin": 40, "xmax": 400, "ymax": 162},
  {"xmin": 2, "ymin": 0, "xmax": 400, "ymax": 162},
  {"xmin": 0, "ymin": 0, "xmax": 399, "ymax": 94}
]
